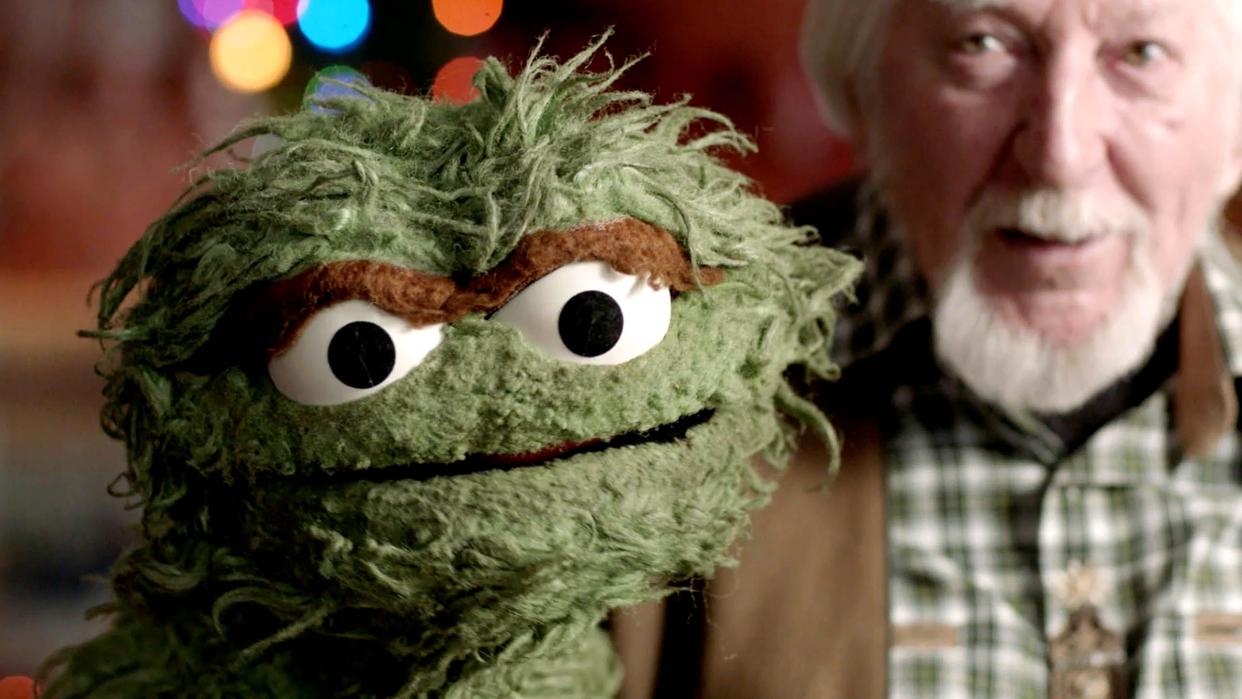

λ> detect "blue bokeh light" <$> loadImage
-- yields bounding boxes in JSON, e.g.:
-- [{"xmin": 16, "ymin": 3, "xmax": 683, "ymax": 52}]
[
  {"xmin": 298, "ymin": 0, "xmax": 371, "ymax": 54},
  {"xmin": 304, "ymin": 65, "xmax": 371, "ymax": 113}
]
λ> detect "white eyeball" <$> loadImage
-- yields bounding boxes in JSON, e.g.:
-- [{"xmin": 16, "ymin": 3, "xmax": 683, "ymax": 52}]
[
  {"xmin": 491, "ymin": 261, "xmax": 671, "ymax": 365},
  {"xmin": 268, "ymin": 300, "xmax": 443, "ymax": 406}
]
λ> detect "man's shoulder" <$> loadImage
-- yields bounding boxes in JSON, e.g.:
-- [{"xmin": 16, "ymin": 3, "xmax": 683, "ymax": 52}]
[{"xmin": 788, "ymin": 178, "xmax": 864, "ymax": 248}]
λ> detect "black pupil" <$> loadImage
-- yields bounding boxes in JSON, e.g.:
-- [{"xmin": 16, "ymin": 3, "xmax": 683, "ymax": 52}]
[
  {"xmin": 558, "ymin": 290, "xmax": 624, "ymax": 357},
  {"xmin": 328, "ymin": 321, "xmax": 396, "ymax": 389}
]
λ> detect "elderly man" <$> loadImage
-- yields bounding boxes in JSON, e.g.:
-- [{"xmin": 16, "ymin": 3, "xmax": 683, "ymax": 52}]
[{"xmin": 615, "ymin": 0, "xmax": 1242, "ymax": 697}]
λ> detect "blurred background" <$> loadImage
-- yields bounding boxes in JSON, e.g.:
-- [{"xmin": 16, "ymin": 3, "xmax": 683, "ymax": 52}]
[
  {"xmin": 2, "ymin": 0, "xmax": 1241, "ymax": 680},
  {"xmin": 0, "ymin": 0, "xmax": 853, "ymax": 676}
]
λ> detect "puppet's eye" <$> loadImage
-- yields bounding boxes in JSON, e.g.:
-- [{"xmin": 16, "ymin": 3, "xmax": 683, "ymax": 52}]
[
  {"xmin": 268, "ymin": 300, "xmax": 443, "ymax": 406},
  {"xmin": 492, "ymin": 261, "xmax": 671, "ymax": 365}
]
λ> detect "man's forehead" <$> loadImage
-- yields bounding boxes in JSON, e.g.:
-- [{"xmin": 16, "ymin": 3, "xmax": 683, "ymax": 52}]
[
  {"xmin": 930, "ymin": 0, "xmax": 1005, "ymax": 8},
  {"xmin": 928, "ymin": 0, "xmax": 1219, "ymax": 18}
]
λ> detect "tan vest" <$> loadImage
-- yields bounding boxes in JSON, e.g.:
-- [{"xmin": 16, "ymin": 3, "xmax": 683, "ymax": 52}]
[
  {"xmin": 613, "ymin": 414, "xmax": 888, "ymax": 699},
  {"xmin": 611, "ymin": 264, "xmax": 1235, "ymax": 699}
]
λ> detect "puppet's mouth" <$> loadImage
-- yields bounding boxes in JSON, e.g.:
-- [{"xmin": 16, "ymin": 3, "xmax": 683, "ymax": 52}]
[{"xmin": 323, "ymin": 408, "xmax": 715, "ymax": 484}]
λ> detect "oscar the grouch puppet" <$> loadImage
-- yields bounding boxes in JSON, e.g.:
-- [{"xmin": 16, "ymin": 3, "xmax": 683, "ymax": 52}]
[{"xmin": 39, "ymin": 36, "xmax": 858, "ymax": 698}]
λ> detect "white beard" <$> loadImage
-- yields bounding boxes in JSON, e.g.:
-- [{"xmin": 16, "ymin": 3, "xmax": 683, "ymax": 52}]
[
  {"xmin": 932, "ymin": 251, "xmax": 1167, "ymax": 414},
  {"xmin": 929, "ymin": 189, "xmax": 1183, "ymax": 414}
]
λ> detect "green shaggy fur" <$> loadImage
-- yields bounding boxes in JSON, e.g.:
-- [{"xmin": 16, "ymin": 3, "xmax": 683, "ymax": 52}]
[{"xmin": 43, "ymin": 34, "xmax": 859, "ymax": 698}]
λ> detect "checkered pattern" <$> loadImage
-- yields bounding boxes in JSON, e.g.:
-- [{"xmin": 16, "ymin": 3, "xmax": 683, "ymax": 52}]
[
  {"xmin": 829, "ymin": 188, "xmax": 932, "ymax": 366},
  {"xmin": 838, "ymin": 216, "xmax": 1242, "ymax": 698}
]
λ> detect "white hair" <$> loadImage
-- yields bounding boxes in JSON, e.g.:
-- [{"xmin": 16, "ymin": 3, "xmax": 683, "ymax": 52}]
[
  {"xmin": 803, "ymin": 0, "xmax": 1242, "ymax": 414},
  {"xmin": 800, "ymin": 0, "xmax": 1242, "ymax": 140},
  {"xmin": 798, "ymin": 0, "xmax": 891, "ymax": 139}
]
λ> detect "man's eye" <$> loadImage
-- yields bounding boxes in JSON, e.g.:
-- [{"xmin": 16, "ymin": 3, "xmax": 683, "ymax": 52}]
[
  {"xmin": 957, "ymin": 33, "xmax": 1005, "ymax": 55},
  {"xmin": 1120, "ymin": 41, "xmax": 1167, "ymax": 67}
]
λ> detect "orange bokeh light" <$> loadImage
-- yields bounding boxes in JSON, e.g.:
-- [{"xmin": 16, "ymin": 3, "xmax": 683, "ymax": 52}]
[
  {"xmin": 431, "ymin": 0, "xmax": 502, "ymax": 37},
  {"xmin": 0, "ymin": 677, "xmax": 35, "ymax": 699},
  {"xmin": 432, "ymin": 56, "xmax": 484, "ymax": 105}
]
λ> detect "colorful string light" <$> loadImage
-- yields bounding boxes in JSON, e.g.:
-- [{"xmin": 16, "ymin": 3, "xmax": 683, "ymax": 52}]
[
  {"xmin": 181, "ymin": 0, "xmax": 302, "ymax": 28},
  {"xmin": 189, "ymin": 0, "xmax": 504, "ymax": 100},
  {"xmin": 431, "ymin": 0, "xmax": 502, "ymax": 37},
  {"xmin": 0, "ymin": 677, "xmax": 37, "ymax": 699},
  {"xmin": 179, "ymin": 0, "xmax": 245, "ymax": 30},
  {"xmin": 177, "ymin": 0, "xmax": 210, "ymax": 28},
  {"xmin": 304, "ymin": 65, "xmax": 370, "ymax": 112},
  {"xmin": 209, "ymin": 10, "xmax": 293, "ymax": 93},
  {"xmin": 298, "ymin": 0, "xmax": 372, "ymax": 53},
  {"xmin": 432, "ymin": 56, "xmax": 484, "ymax": 104},
  {"xmin": 244, "ymin": 0, "xmax": 305, "ymax": 26}
]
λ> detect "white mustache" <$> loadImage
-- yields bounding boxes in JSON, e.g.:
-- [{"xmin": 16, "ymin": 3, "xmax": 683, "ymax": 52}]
[{"xmin": 965, "ymin": 188, "xmax": 1149, "ymax": 244}]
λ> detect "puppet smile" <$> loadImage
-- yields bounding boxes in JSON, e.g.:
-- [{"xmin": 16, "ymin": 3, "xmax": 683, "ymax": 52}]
[{"xmin": 323, "ymin": 408, "xmax": 716, "ymax": 484}]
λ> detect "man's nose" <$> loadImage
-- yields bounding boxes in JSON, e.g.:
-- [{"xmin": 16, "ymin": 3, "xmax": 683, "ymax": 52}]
[{"xmin": 1013, "ymin": 51, "xmax": 1106, "ymax": 187}]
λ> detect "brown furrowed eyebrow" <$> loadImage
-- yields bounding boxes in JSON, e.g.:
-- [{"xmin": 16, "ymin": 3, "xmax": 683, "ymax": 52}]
[
  {"xmin": 252, "ymin": 218, "xmax": 723, "ymax": 356},
  {"xmin": 459, "ymin": 218, "xmax": 724, "ymax": 312},
  {"xmin": 248, "ymin": 260, "xmax": 459, "ymax": 359}
]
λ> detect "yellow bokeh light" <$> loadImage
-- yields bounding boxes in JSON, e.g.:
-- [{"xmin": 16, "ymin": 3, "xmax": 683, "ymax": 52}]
[{"xmin": 210, "ymin": 10, "xmax": 293, "ymax": 93}]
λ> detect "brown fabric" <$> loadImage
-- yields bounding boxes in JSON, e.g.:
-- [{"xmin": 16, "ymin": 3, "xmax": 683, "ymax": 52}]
[
  {"xmin": 1174, "ymin": 263, "xmax": 1238, "ymax": 458},
  {"xmin": 695, "ymin": 417, "xmax": 888, "ymax": 699},
  {"xmin": 613, "ymin": 417, "xmax": 888, "ymax": 699},
  {"xmin": 612, "ymin": 244, "xmax": 1242, "ymax": 699},
  {"xmin": 254, "ymin": 218, "xmax": 723, "ymax": 356},
  {"xmin": 1194, "ymin": 612, "xmax": 1242, "ymax": 646},
  {"xmin": 613, "ymin": 599, "xmax": 669, "ymax": 699}
]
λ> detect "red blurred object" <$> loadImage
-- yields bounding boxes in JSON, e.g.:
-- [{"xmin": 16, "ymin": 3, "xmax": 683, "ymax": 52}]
[
  {"xmin": 488, "ymin": 0, "xmax": 856, "ymax": 204},
  {"xmin": 432, "ymin": 56, "xmax": 484, "ymax": 105},
  {"xmin": 0, "ymin": 677, "xmax": 36, "ymax": 699},
  {"xmin": 617, "ymin": 0, "xmax": 856, "ymax": 203},
  {"xmin": 244, "ymin": 0, "xmax": 302, "ymax": 25}
]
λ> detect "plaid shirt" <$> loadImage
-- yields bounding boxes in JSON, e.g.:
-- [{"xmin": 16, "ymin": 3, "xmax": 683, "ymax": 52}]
[{"xmin": 829, "ymin": 197, "xmax": 1242, "ymax": 698}]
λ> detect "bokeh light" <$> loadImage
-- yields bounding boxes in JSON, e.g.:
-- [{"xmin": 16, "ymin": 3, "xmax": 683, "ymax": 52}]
[
  {"xmin": 431, "ymin": 0, "xmax": 502, "ymax": 37},
  {"xmin": 303, "ymin": 65, "xmax": 370, "ymax": 112},
  {"xmin": 179, "ymin": 0, "xmax": 245, "ymax": 30},
  {"xmin": 0, "ymin": 677, "xmax": 37, "ymax": 699},
  {"xmin": 298, "ymin": 0, "xmax": 371, "ymax": 53},
  {"xmin": 432, "ymin": 56, "xmax": 484, "ymax": 105},
  {"xmin": 209, "ymin": 11, "xmax": 293, "ymax": 93},
  {"xmin": 243, "ymin": 0, "xmax": 305, "ymax": 25},
  {"xmin": 178, "ymin": 0, "xmax": 210, "ymax": 28}
]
